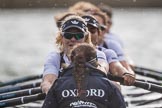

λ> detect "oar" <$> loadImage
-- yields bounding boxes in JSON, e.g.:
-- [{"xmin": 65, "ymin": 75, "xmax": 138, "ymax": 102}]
[
  {"xmin": 126, "ymin": 91, "xmax": 152, "ymax": 97},
  {"xmin": 134, "ymin": 80, "xmax": 162, "ymax": 93},
  {"xmin": 129, "ymin": 99, "xmax": 148, "ymax": 104},
  {"xmin": 0, "ymin": 88, "xmax": 42, "ymax": 101},
  {"xmin": 0, "ymin": 74, "xmax": 42, "ymax": 87},
  {"xmin": 0, "ymin": 82, "xmax": 41, "ymax": 94},
  {"xmin": 134, "ymin": 66, "xmax": 162, "ymax": 75},
  {"xmin": 0, "ymin": 93, "xmax": 45, "ymax": 108},
  {"xmin": 107, "ymin": 74, "xmax": 162, "ymax": 93},
  {"xmin": 134, "ymin": 69, "xmax": 162, "ymax": 80},
  {"xmin": 137, "ymin": 96, "xmax": 162, "ymax": 106},
  {"xmin": 136, "ymin": 79, "xmax": 162, "ymax": 86}
]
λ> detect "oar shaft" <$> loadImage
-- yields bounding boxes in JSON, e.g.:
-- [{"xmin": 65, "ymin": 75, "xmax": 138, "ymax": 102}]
[
  {"xmin": 0, "ymin": 93, "xmax": 45, "ymax": 107},
  {"xmin": 0, "ymin": 75, "xmax": 42, "ymax": 87},
  {"xmin": 137, "ymin": 96, "xmax": 162, "ymax": 106},
  {"xmin": 136, "ymin": 79, "xmax": 162, "ymax": 86},
  {"xmin": 134, "ymin": 81, "xmax": 162, "ymax": 93},
  {"xmin": 134, "ymin": 69, "xmax": 162, "ymax": 80},
  {"xmin": 126, "ymin": 92, "xmax": 152, "ymax": 97},
  {"xmin": 0, "ymin": 82, "xmax": 41, "ymax": 94},
  {"xmin": 130, "ymin": 99, "xmax": 147, "ymax": 104},
  {"xmin": 107, "ymin": 74, "xmax": 162, "ymax": 93},
  {"xmin": 134, "ymin": 66, "xmax": 162, "ymax": 75},
  {"xmin": 0, "ymin": 88, "xmax": 42, "ymax": 101}
]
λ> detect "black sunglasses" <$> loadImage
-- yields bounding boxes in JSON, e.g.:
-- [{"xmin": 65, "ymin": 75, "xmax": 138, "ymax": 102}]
[
  {"xmin": 100, "ymin": 24, "xmax": 107, "ymax": 31},
  {"xmin": 62, "ymin": 32, "xmax": 85, "ymax": 40},
  {"xmin": 88, "ymin": 27, "xmax": 98, "ymax": 34}
]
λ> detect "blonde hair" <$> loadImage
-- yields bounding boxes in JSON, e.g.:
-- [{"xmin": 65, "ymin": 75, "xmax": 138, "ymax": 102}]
[
  {"xmin": 54, "ymin": 12, "xmax": 77, "ymax": 28},
  {"xmin": 98, "ymin": 3, "xmax": 113, "ymax": 18},
  {"xmin": 69, "ymin": 1, "xmax": 100, "ymax": 13},
  {"xmin": 55, "ymin": 15, "xmax": 92, "ymax": 52},
  {"xmin": 92, "ymin": 11, "xmax": 108, "ymax": 26},
  {"xmin": 54, "ymin": 11, "xmax": 86, "ymax": 29}
]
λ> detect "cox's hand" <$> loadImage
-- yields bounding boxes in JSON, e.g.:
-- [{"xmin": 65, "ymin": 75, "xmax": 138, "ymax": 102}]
[{"xmin": 123, "ymin": 73, "xmax": 135, "ymax": 86}]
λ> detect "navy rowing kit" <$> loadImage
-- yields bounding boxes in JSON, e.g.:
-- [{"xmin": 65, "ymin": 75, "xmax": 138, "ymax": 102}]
[{"xmin": 42, "ymin": 65, "xmax": 126, "ymax": 108}]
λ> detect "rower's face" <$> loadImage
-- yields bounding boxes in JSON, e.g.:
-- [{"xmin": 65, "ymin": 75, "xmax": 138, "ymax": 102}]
[
  {"xmin": 94, "ymin": 15, "xmax": 107, "ymax": 37},
  {"xmin": 87, "ymin": 24, "xmax": 99, "ymax": 46},
  {"xmin": 62, "ymin": 28, "xmax": 85, "ymax": 53},
  {"xmin": 106, "ymin": 16, "xmax": 112, "ymax": 33}
]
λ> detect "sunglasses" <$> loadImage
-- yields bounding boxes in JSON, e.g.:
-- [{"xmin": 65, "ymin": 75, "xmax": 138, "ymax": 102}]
[
  {"xmin": 88, "ymin": 28, "xmax": 98, "ymax": 34},
  {"xmin": 100, "ymin": 24, "xmax": 107, "ymax": 31},
  {"xmin": 62, "ymin": 32, "xmax": 85, "ymax": 40}
]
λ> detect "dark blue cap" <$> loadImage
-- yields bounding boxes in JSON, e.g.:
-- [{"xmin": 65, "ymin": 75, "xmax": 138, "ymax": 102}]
[
  {"xmin": 82, "ymin": 15, "xmax": 99, "ymax": 28},
  {"xmin": 61, "ymin": 18, "xmax": 87, "ymax": 32}
]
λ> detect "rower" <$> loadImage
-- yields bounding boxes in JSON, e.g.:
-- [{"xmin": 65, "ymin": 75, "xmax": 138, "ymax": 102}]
[
  {"xmin": 42, "ymin": 43, "xmax": 126, "ymax": 108},
  {"xmin": 67, "ymin": 2, "xmax": 134, "ymax": 72},
  {"xmin": 81, "ymin": 14, "xmax": 135, "ymax": 86},
  {"xmin": 41, "ymin": 15, "xmax": 108, "ymax": 94},
  {"xmin": 98, "ymin": 4, "xmax": 135, "ymax": 66},
  {"xmin": 91, "ymin": 11, "xmax": 135, "ymax": 78},
  {"xmin": 98, "ymin": 4, "xmax": 124, "ymax": 48}
]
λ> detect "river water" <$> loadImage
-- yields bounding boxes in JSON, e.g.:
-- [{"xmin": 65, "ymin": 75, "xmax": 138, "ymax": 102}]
[{"xmin": 0, "ymin": 7, "xmax": 162, "ymax": 107}]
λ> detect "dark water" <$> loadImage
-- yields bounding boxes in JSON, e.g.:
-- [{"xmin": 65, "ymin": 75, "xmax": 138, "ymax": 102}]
[{"xmin": 0, "ymin": 8, "xmax": 162, "ymax": 107}]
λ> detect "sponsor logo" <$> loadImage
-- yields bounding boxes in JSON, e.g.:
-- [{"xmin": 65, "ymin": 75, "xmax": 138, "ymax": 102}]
[
  {"xmin": 84, "ymin": 18, "xmax": 90, "ymax": 22},
  {"xmin": 71, "ymin": 20, "xmax": 79, "ymax": 24},
  {"xmin": 93, "ymin": 19, "xmax": 97, "ymax": 23},
  {"xmin": 62, "ymin": 89, "xmax": 105, "ymax": 98},
  {"xmin": 70, "ymin": 100, "xmax": 97, "ymax": 108}
]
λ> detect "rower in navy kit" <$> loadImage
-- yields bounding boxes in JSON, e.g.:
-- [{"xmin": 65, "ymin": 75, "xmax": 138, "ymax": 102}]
[{"xmin": 42, "ymin": 43, "xmax": 126, "ymax": 108}]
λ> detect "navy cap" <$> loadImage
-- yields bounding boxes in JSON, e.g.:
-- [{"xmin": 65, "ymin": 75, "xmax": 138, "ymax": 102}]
[
  {"xmin": 61, "ymin": 18, "xmax": 87, "ymax": 32},
  {"xmin": 82, "ymin": 15, "xmax": 99, "ymax": 28}
]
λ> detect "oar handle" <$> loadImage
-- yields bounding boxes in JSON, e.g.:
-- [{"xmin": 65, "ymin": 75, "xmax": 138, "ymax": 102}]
[
  {"xmin": 0, "ymin": 93, "xmax": 46, "ymax": 107},
  {"xmin": 107, "ymin": 74, "xmax": 124, "ymax": 83}
]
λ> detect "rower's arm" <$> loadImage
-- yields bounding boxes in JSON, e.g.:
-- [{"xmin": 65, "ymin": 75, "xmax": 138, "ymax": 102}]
[
  {"xmin": 41, "ymin": 74, "xmax": 57, "ymax": 94},
  {"xmin": 120, "ymin": 60, "xmax": 135, "ymax": 75},
  {"xmin": 96, "ymin": 49, "xmax": 109, "ymax": 74},
  {"xmin": 109, "ymin": 61, "xmax": 126, "ymax": 76},
  {"xmin": 97, "ymin": 60, "xmax": 109, "ymax": 74},
  {"xmin": 109, "ymin": 61, "xmax": 135, "ymax": 85},
  {"xmin": 41, "ymin": 52, "xmax": 60, "ymax": 94}
]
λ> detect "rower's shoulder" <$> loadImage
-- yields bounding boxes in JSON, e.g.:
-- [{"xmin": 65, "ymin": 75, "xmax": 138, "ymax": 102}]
[
  {"xmin": 105, "ymin": 32, "xmax": 121, "ymax": 40},
  {"xmin": 45, "ymin": 51, "xmax": 61, "ymax": 61},
  {"xmin": 47, "ymin": 51, "xmax": 61, "ymax": 57}
]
